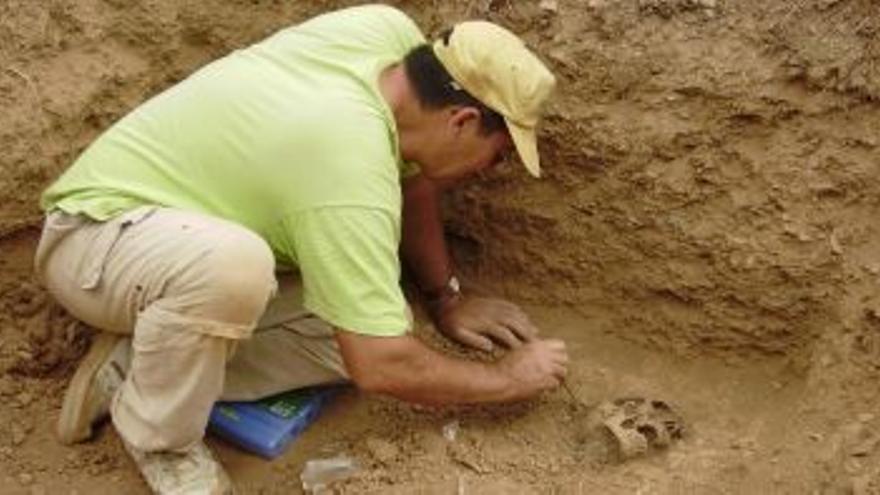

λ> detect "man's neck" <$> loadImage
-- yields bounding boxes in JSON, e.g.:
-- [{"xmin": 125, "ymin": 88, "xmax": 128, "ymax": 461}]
[{"xmin": 379, "ymin": 64, "xmax": 437, "ymax": 164}]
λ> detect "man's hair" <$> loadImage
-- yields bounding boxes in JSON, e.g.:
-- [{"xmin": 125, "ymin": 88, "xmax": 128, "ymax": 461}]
[{"xmin": 403, "ymin": 41, "xmax": 507, "ymax": 136}]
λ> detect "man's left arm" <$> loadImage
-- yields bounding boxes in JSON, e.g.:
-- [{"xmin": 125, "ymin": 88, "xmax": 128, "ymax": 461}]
[{"xmin": 400, "ymin": 174, "xmax": 539, "ymax": 351}]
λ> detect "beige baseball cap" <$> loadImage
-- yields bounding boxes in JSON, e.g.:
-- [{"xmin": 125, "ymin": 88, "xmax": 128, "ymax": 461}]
[{"xmin": 433, "ymin": 21, "xmax": 556, "ymax": 177}]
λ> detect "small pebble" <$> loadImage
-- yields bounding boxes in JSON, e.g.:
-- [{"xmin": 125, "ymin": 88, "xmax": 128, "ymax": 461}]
[
  {"xmin": 11, "ymin": 425, "xmax": 27, "ymax": 445},
  {"xmin": 18, "ymin": 472, "xmax": 34, "ymax": 486},
  {"xmin": 443, "ymin": 420, "xmax": 460, "ymax": 442},
  {"xmin": 844, "ymin": 458, "xmax": 863, "ymax": 475}
]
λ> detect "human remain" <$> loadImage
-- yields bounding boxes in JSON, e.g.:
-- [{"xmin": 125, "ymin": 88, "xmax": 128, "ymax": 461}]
[{"xmin": 35, "ymin": 4, "xmax": 568, "ymax": 494}]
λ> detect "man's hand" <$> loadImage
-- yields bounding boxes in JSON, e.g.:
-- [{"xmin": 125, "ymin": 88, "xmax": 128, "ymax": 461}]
[
  {"xmin": 498, "ymin": 339, "xmax": 568, "ymax": 400},
  {"xmin": 433, "ymin": 295, "xmax": 540, "ymax": 352}
]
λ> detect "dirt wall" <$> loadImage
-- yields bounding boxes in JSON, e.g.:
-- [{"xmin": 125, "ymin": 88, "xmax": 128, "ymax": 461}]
[{"xmin": 446, "ymin": 0, "xmax": 880, "ymax": 361}]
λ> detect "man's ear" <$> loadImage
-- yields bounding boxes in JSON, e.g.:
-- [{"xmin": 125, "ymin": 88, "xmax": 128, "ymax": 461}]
[{"xmin": 448, "ymin": 106, "xmax": 481, "ymax": 135}]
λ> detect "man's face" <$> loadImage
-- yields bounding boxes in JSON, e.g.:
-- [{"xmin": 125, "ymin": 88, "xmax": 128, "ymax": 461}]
[{"xmin": 419, "ymin": 106, "xmax": 513, "ymax": 182}]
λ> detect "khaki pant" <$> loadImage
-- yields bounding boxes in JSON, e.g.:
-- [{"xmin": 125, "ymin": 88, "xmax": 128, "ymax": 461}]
[{"xmin": 35, "ymin": 207, "xmax": 348, "ymax": 452}]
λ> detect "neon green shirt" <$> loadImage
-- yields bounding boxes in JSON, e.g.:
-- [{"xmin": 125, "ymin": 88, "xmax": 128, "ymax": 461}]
[{"xmin": 41, "ymin": 5, "xmax": 426, "ymax": 336}]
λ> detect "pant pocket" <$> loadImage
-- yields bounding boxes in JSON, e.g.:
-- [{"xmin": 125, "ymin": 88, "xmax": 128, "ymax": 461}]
[
  {"xmin": 78, "ymin": 207, "xmax": 158, "ymax": 290},
  {"xmin": 34, "ymin": 211, "xmax": 88, "ymax": 282}
]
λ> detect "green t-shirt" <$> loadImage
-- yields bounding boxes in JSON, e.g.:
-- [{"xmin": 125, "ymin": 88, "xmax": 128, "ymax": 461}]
[{"xmin": 41, "ymin": 5, "xmax": 426, "ymax": 336}]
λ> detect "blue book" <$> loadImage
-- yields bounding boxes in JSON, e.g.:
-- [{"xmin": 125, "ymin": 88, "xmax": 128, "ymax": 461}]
[{"xmin": 208, "ymin": 387, "xmax": 341, "ymax": 459}]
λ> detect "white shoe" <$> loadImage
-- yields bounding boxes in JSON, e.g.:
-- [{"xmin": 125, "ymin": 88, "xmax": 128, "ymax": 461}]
[
  {"xmin": 123, "ymin": 440, "xmax": 234, "ymax": 495},
  {"xmin": 57, "ymin": 332, "xmax": 130, "ymax": 444}
]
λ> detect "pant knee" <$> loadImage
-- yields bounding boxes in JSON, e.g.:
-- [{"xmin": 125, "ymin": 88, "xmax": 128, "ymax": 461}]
[
  {"xmin": 163, "ymin": 226, "xmax": 276, "ymax": 331},
  {"xmin": 197, "ymin": 230, "xmax": 277, "ymax": 325}
]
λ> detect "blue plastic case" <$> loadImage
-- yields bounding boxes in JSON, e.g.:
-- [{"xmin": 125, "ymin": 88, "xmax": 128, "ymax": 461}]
[{"xmin": 208, "ymin": 387, "xmax": 341, "ymax": 459}]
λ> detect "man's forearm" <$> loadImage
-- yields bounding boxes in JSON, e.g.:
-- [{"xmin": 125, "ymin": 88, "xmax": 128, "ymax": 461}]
[
  {"xmin": 372, "ymin": 344, "xmax": 514, "ymax": 405},
  {"xmin": 401, "ymin": 174, "xmax": 453, "ymax": 295},
  {"xmin": 337, "ymin": 332, "xmax": 516, "ymax": 405}
]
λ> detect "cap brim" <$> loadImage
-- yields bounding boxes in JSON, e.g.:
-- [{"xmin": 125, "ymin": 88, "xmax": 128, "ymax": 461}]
[{"xmin": 506, "ymin": 118, "xmax": 541, "ymax": 178}]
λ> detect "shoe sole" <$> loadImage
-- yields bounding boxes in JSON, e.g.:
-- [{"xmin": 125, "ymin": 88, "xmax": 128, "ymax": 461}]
[{"xmin": 57, "ymin": 333, "xmax": 123, "ymax": 444}]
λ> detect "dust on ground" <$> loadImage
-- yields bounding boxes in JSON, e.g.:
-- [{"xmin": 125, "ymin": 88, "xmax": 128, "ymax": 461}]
[{"xmin": 2, "ymin": 0, "xmax": 879, "ymax": 493}]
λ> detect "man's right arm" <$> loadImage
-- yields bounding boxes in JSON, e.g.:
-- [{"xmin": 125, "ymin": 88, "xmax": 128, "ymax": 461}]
[
  {"xmin": 283, "ymin": 207, "xmax": 568, "ymax": 404},
  {"xmin": 335, "ymin": 330, "xmax": 568, "ymax": 405}
]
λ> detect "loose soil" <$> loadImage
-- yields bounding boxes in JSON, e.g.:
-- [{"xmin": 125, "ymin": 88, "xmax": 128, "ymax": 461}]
[{"xmin": 2, "ymin": 0, "xmax": 879, "ymax": 493}]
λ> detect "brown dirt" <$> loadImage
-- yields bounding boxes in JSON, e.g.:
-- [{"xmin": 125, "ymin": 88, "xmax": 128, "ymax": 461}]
[{"xmin": 2, "ymin": 0, "xmax": 879, "ymax": 493}]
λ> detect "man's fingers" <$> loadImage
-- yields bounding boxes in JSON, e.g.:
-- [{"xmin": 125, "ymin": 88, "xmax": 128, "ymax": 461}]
[
  {"xmin": 493, "ymin": 303, "xmax": 539, "ymax": 341},
  {"xmin": 533, "ymin": 339, "xmax": 568, "ymax": 375},
  {"xmin": 502, "ymin": 315, "xmax": 539, "ymax": 342},
  {"xmin": 454, "ymin": 329, "xmax": 495, "ymax": 352},
  {"xmin": 541, "ymin": 339, "xmax": 567, "ymax": 353},
  {"xmin": 553, "ymin": 360, "xmax": 568, "ymax": 376},
  {"xmin": 487, "ymin": 325, "xmax": 522, "ymax": 349},
  {"xmin": 549, "ymin": 344, "xmax": 569, "ymax": 363},
  {"xmin": 553, "ymin": 353, "xmax": 568, "ymax": 370},
  {"xmin": 547, "ymin": 375, "xmax": 562, "ymax": 388},
  {"xmin": 552, "ymin": 363, "xmax": 567, "ymax": 380},
  {"xmin": 480, "ymin": 298, "xmax": 537, "ymax": 339}
]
